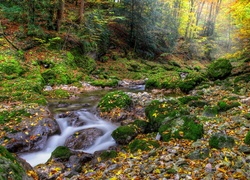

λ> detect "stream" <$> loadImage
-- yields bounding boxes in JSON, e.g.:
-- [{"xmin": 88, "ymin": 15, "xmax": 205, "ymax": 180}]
[{"xmin": 20, "ymin": 86, "xmax": 144, "ymax": 167}]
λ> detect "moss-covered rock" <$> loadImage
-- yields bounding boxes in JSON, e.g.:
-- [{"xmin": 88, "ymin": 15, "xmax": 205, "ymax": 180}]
[
  {"xmin": 217, "ymin": 101, "xmax": 240, "ymax": 112},
  {"xmin": 100, "ymin": 150, "xmax": 117, "ymax": 160},
  {"xmin": 98, "ymin": 91, "xmax": 132, "ymax": 112},
  {"xmin": 244, "ymin": 131, "xmax": 250, "ymax": 145},
  {"xmin": 50, "ymin": 146, "xmax": 71, "ymax": 160},
  {"xmin": 0, "ymin": 145, "xmax": 28, "ymax": 180},
  {"xmin": 0, "ymin": 59, "xmax": 25, "ymax": 78},
  {"xmin": 209, "ymin": 133, "xmax": 235, "ymax": 149},
  {"xmin": 179, "ymin": 72, "xmax": 204, "ymax": 93},
  {"xmin": 90, "ymin": 79, "xmax": 118, "ymax": 87},
  {"xmin": 202, "ymin": 106, "xmax": 218, "ymax": 117},
  {"xmin": 158, "ymin": 115, "xmax": 204, "ymax": 142},
  {"xmin": 207, "ymin": 58, "xmax": 232, "ymax": 80},
  {"xmin": 111, "ymin": 125, "xmax": 138, "ymax": 145},
  {"xmin": 145, "ymin": 99, "xmax": 189, "ymax": 132},
  {"xmin": 132, "ymin": 120, "xmax": 148, "ymax": 133},
  {"xmin": 43, "ymin": 89, "xmax": 70, "ymax": 99},
  {"xmin": 129, "ymin": 139, "xmax": 160, "ymax": 153}
]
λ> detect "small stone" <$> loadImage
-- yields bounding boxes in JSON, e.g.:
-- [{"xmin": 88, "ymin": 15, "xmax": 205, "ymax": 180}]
[
  {"xmin": 239, "ymin": 145, "xmax": 250, "ymax": 153},
  {"xmin": 205, "ymin": 163, "xmax": 213, "ymax": 173}
]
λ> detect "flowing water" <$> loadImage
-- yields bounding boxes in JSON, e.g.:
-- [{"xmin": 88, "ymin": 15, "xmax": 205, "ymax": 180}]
[{"xmin": 20, "ymin": 86, "xmax": 144, "ymax": 167}]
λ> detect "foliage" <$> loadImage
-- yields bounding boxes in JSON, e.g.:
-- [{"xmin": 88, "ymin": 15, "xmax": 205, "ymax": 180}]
[
  {"xmin": 98, "ymin": 91, "xmax": 132, "ymax": 112},
  {"xmin": 41, "ymin": 69, "xmax": 56, "ymax": 85},
  {"xmin": 111, "ymin": 125, "xmax": 138, "ymax": 145},
  {"xmin": 129, "ymin": 139, "xmax": 160, "ymax": 153},
  {"xmin": 209, "ymin": 133, "xmax": 235, "ymax": 149},
  {"xmin": 217, "ymin": 101, "xmax": 240, "ymax": 112},
  {"xmin": 0, "ymin": 59, "xmax": 25, "ymax": 78},
  {"xmin": 244, "ymin": 131, "xmax": 250, "ymax": 145},
  {"xmin": 43, "ymin": 89, "xmax": 70, "ymax": 99},
  {"xmin": 207, "ymin": 58, "xmax": 232, "ymax": 80}
]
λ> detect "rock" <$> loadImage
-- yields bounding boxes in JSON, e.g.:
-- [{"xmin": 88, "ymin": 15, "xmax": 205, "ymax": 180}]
[
  {"xmin": 0, "ymin": 145, "xmax": 32, "ymax": 180},
  {"xmin": 207, "ymin": 58, "xmax": 232, "ymax": 80},
  {"xmin": 209, "ymin": 133, "xmax": 235, "ymax": 149},
  {"xmin": 111, "ymin": 125, "xmax": 138, "ymax": 145},
  {"xmin": 239, "ymin": 145, "xmax": 250, "ymax": 153},
  {"xmin": 205, "ymin": 163, "xmax": 213, "ymax": 173},
  {"xmin": 65, "ymin": 128, "xmax": 103, "ymax": 150},
  {"xmin": 5, "ymin": 118, "xmax": 60, "ymax": 153}
]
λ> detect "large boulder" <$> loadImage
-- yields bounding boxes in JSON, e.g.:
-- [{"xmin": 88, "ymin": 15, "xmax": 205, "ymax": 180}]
[
  {"xmin": 158, "ymin": 115, "xmax": 204, "ymax": 142},
  {"xmin": 65, "ymin": 128, "xmax": 103, "ymax": 150},
  {"xmin": 5, "ymin": 118, "xmax": 60, "ymax": 153},
  {"xmin": 207, "ymin": 58, "xmax": 232, "ymax": 80}
]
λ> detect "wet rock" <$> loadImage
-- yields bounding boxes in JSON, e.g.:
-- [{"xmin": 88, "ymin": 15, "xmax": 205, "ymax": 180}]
[
  {"xmin": 65, "ymin": 128, "xmax": 103, "ymax": 150},
  {"xmin": 5, "ymin": 118, "xmax": 60, "ymax": 153}
]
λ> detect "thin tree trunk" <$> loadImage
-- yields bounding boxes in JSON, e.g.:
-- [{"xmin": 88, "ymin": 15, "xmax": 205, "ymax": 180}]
[
  {"xmin": 56, "ymin": 0, "xmax": 64, "ymax": 32},
  {"xmin": 77, "ymin": 0, "xmax": 84, "ymax": 24}
]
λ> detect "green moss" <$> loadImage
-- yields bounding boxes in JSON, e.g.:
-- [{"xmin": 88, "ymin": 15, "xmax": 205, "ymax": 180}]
[
  {"xmin": 234, "ymin": 73, "xmax": 250, "ymax": 83},
  {"xmin": 0, "ymin": 109, "xmax": 31, "ymax": 125},
  {"xmin": 90, "ymin": 79, "xmax": 118, "ymax": 87},
  {"xmin": 41, "ymin": 69, "xmax": 56, "ymax": 85},
  {"xmin": 129, "ymin": 139, "xmax": 160, "ymax": 153},
  {"xmin": 202, "ymin": 106, "xmax": 218, "ymax": 117},
  {"xmin": 244, "ymin": 131, "xmax": 250, "ymax": 145},
  {"xmin": 178, "ymin": 73, "xmax": 204, "ymax": 93},
  {"xmin": 111, "ymin": 125, "xmax": 137, "ymax": 145},
  {"xmin": 159, "ymin": 116, "xmax": 203, "ymax": 142},
  {"xmin": 0, "ymin": 146, "xmax": 26, "ymax": 180},
  {"xmin": 217, "ymin": 101, "xmax": 240, "ymax": 112},
  {"xmin": 145, "ymin": 78, "xmax": 161, "ymax": 89},
  {"xmin": 207, "ymin": 58, "xmax": 232, "ymax": 80},
  {"xmin": 244, "ymin": 113, "xmax": 250, "ymax": 120},
  {"xmin": 0, "ymin": 59, "xmax": 25, "ymax": 77},
  {"xmin": 209, "ymin": 134, "xmax": 235, "ymax": 149},
  {"xmin": 178, "ymin": 96, "xmax": 200, "ymax": 104},
  {"xmin": 132, "ymin": 120, "xmax": 148, "ymax": 133},
  {"xmin": 100, "ymin": 150, "xmax": 117, "ymax": 160},
  {"xmin": 51, "ymin": 146, "xmax": 71, "ymax": 160},
  {"xmin": 145, "ymin": 100, "xmax": 189, "ymax": 132},
  {"xmin": 43, "ymin": 89, "xmax": 70, "ymax": 99},
  {"xmin": 98, "ymin": 91, "xmax": 132, "ymax": 112}
]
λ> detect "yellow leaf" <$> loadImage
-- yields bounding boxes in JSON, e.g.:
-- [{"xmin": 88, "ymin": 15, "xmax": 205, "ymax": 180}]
[
  {"xmin": 154, "ymin": 169, "xmax": 161, "ymax": 174},
  {"xmin": 97, "ymin": 157, "xmax": 101, "ymax": 162},
  {"xmin": 110, "ymin": 177, "xmax": 117, "ymax": 180},
  {"xmin": 179, "ymin": 131, "xmax": 184, "ymax": 137},
  {"xmin": 152, "ymin": 113, "xmax": 157, "ymax": 117},
  {"xmin": 116, "ymin": 170, "xmax": 122, "ymax": 175}
]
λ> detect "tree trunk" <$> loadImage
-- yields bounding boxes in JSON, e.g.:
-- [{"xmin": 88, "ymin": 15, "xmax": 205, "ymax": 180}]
[
  {"xmin": 56, "ymin": 0, "xmax": 65, "ymax": 32},
  {"xmin": 77, "ymin": 0, "xmax": 84, "ymax": 24}
]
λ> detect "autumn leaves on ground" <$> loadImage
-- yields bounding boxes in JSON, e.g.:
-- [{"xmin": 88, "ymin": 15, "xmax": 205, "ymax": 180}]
[{"xmin": 0, "ymin": 0, "xmax": 250, "ymax": 180}]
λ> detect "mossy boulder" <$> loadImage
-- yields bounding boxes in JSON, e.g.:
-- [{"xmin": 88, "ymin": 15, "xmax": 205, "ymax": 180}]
[
  {"xmin": 111, "ymin": 125, "xmax": 138, "ymax": 145},
  {"xmin": 209, "ymin": 133, "xmax": 235, "ymax": 149},
  {"xmin": 202, "ymin": 106, "xmax": 218, "ymax": 117},
  {"xmin": 100, "ymin": 150, "xmax": 117, "ymax": 160},
  {"xmin": 98, "ymin": 91, "xmax": 132, "ymax": 112},
  {"xmin": 178, "ymin": 72, "xmax": 204, "ymax": 93},
  {"xmin": 43, "ymin": 89, "xmax": 70, "ymax": 99},
  {"xmin": 0, "ymin": 145, "xmax": 29, "ymax": 180},
  {"xmin": 132, "ymin": 120, "xmax": 148, "ymax": 133},
  {"xmin": 217, "ymin": 101, "xmax": 240, "ymax": 112},
  {"xmin": 50, "ymin": 146, "xmax": 71, "ymax": 160},
  {"xmin": 244, "ymin": 131, "xmax": 250, "ymax": 145},
  {"xmin": 0, "ymin": 59, "xmax": 25, "ymax": 78},
  {"xmin": 158, "ymin": 115, "xmax": 204, "ymax": 142},
  {"xmin": 145, "ymin": 99, "xmax": 189, "ymax": 132},
  {"xmin": 129, "ymin": 139, "xmax": 160, "ymax": 153},
  {"xmin": 207, "ymin": 58, "xmax": 232, "ymax": 80}
]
